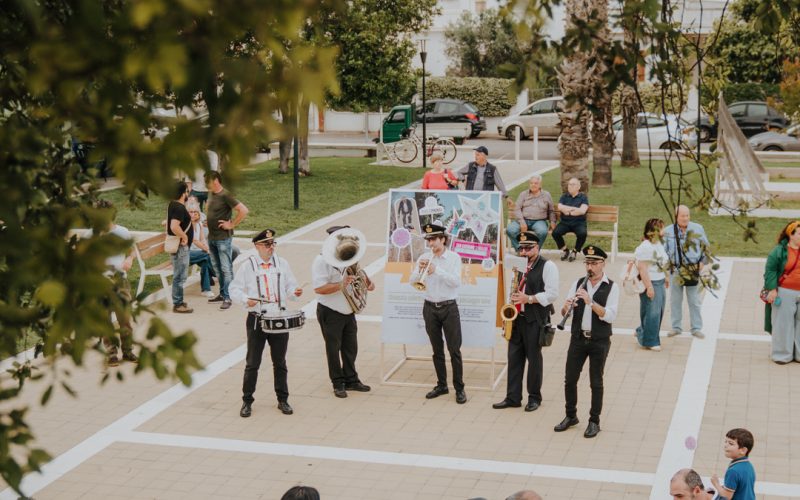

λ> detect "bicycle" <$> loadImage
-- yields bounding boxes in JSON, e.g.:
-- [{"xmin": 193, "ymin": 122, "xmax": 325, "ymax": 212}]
[{"xmin": 385, "ymin": 127, "xmax": 458, "ymax": 165}]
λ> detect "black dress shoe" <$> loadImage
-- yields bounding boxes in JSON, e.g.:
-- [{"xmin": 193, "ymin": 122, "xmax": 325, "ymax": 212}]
[
  {"xmin": 425, "ymin": 386, "xmax": 449, "ymax": 399},
  {"xmin": 524, "ymin": 400, "xmax": 540, "ymax": 412},
  {"xmin": 492, "ymin": 399, "xmax": 521, "ymax": 409},
  {"xmin": 278, "ymin": 401, "xmax": 293, "ymax": 415},
  {"xmin": 554, "ymin": 416, "xmax": 580, "ymax": 432},
  {"xmin": 345, "ymin": 381, "xmax": 371, "ymax": 392},
  {"xmin": 208, "ymin": 295, "xmax": 224, "ymax": 303},
  {"xmin": 584, "ymin": 421, "xmax": 601, "ymax": 438},
  {"xmin": 240, "ymin": 402, "xmax": 252, "ymax": 418},
  {"xmin": 455, "ymin": 390, "xmax": 467, "ymax": 404},
  {"xmin": 334, "ymin": 386, "xmax": 348, "ymax": 398}
]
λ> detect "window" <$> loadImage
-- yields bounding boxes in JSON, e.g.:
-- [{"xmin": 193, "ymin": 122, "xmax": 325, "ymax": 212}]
[
  {"xmin": 747, "ymin": 103, "xmax": 768, "ymax": 117},
  {"xmin": 531, "ymin": 100, "xmax": 553, "ymax": 114},
  {"xmin": 728, "ymin": 104, "xmax": 746, "ymax": 117},
  {"xmin": 645, "ymin": 116, "xmax": 666, "ymax": 128},
  {"xmin": 612, "ymin": 119, "xmax": 623, "ymax": 131},
  {"xmin": 388, "ymin": 110, "xmax": 405, "ymax": 123},
  {"xmin": 416, "ymin": 102, "xmax": 435, "ymax": 116},
  {"xmin": 436, "ymin": 102, "xmax": 460, "ymax": 115}
]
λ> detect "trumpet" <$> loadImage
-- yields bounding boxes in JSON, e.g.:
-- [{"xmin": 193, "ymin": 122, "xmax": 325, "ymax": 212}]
[
  {"xmin": 412, "ymin": 254, "xmax": 433, "ymax": 291},
  {"xmin": 500, "ymin": 267, "xmax": 520, "ymax": 340},
  {"xmin": 557, "ymin": 273, "xmax": 590, "ymax": 330}
]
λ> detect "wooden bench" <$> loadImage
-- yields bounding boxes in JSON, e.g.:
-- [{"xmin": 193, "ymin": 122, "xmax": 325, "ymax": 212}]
[
  {"xmin": 134, "ymin": 234, "xmax": 174, "ymax": 295},
  {"xmin": 507, "ymin": 204, "xmax": 619, "ymax": 261}
]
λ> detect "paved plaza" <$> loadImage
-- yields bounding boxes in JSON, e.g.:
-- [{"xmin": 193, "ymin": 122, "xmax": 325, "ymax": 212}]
[{"xmin": 2, "ymin": 160, "xmax": 799, "ymax": 500}]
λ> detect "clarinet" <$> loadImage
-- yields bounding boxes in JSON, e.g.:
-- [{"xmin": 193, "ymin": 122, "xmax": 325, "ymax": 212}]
[{"xmin": 557, "ymin": 273, "xmax": 590, "ymax": 330}]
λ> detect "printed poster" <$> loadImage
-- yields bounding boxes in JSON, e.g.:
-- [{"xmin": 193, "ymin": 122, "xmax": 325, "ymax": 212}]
[{"xmin": 382, "ymin": 189, "xmax": 502, "ymax": 348}]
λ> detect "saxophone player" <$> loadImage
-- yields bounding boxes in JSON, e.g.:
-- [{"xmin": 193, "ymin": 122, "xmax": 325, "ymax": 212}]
[
  {"xmin": 312, "ymin": 225, "xmax": 374, "ymax": 398},
  {"xmin": 493, "ymin": 231, "xmax": 559, "ymax": 412},
  {"xmin": 410, "ymin": 223, "xmax": 467, "ymax": 404}
]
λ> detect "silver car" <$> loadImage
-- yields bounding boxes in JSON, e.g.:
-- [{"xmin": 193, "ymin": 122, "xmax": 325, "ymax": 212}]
[
  {"xmin": 498, "ymin": 96, "xmax": 564, "ymax": 140},
  {"xmin": 748, "ymin": 124, "xmax": 800, "ymax": 151}
]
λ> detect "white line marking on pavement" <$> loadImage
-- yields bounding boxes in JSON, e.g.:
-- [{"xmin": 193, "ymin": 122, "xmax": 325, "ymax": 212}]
[
  {"xmin": 649, "ymin": 259, "xmax": 733, "ymax": 500},
  {"xmin": 118, "ymin": 431, "xmax": 656, "ymax": 486}
]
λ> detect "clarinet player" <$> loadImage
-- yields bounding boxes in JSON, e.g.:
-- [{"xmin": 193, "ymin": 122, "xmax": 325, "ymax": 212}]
[{"xmin": 554, "ymin": 245, "xmax": 619, "ymax": 438}]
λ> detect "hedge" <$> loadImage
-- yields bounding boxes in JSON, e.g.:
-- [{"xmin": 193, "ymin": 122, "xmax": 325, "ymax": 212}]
[
  {"xmin": 416, "ymin": 77, "xmax": 516, "ymax": 117},
  {"xmin": 611, "ymin": 82, "xmax": 689, "ymax": 116},
  {"xmin": 700, "ymin": 82, "xmax": 782, "ymax": 107}
]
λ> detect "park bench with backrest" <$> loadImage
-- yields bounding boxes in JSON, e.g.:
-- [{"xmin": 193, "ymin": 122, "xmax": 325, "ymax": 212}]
[
  {"xmin": 553, "ymin": 204, "xmax": 619, "ymax": 261},
  {"xmin": 133, "ymin": 234, "xmax": 174, "ymax": 295}
]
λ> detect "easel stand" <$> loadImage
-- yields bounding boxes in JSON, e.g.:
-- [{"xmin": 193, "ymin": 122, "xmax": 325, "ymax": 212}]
[{"xmin": 380, "ymin": 343, "xmax": 507, "ymax": 391}]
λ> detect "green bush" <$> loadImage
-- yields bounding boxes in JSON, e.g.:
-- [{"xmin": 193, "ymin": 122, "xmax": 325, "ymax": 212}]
[
  {"xmin": 417, "ymin": 77, "xmax": 516, "ymax": 116},
  {"xmin": 700, "ymin": 82, "xmax": 782, "ymax": 107},
  {"xmin": 611, "ymin": 82, "xmax": 689, "ymax": 116}
]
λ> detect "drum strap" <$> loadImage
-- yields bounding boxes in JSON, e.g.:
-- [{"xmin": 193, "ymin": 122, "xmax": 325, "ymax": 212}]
[{"xmin": 248, "ymin": 255, "xmax": 284, "ymax": 309}]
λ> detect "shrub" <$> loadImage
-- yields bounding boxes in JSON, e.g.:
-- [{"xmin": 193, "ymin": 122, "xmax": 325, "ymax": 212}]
[
  {"xmin": 416, "ymin": 77, "xmax": 516, "ymax": 116},
  {"xmin": 700, "ymin": 82, "xmax": 781, "ymax": 108},
  {"xmin": 611, "ymin": 81, "xmax": 689, "ymax": 116}
]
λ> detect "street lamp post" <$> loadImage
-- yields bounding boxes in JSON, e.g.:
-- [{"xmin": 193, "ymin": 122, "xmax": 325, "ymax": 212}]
[{"xmin": 420, "ymin": 39, "xmax": 427, "ymax": 170}]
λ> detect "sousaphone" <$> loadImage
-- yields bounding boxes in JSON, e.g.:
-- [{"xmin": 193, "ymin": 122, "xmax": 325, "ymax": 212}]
[{"xmin": 322, "ymin": 228, "xmax": 370, "ymax": 314}]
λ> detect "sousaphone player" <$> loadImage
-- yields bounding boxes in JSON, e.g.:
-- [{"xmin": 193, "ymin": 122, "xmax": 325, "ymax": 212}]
[
  {"xmin": 230, "ymin": 229, "xmax": 302, "ymax": 418},
  {"xmin": 493, "ymin": 231, "xmax": 559, "ymax": 412},
  {"xmin": 313, "ymin": 225, "xmax": 374, "ymax": 398}
]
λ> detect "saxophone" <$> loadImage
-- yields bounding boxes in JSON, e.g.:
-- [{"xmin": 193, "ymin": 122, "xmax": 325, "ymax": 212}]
[{"xmin": 500, "ymin": 267, "xmax": 520, "ymax": 340}]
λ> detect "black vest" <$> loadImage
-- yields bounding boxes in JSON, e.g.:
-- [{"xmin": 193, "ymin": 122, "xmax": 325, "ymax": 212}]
[
  {"xmin": 519, "ymin": 257, "xmax": 552, "ymax": 324},
  {"xmin": 570, "ymin": 277, "xmax": 614, "ymax": 339},
  {"xmin": 465, "ymin": 162, "xmax": 496, "ymax": 191}
]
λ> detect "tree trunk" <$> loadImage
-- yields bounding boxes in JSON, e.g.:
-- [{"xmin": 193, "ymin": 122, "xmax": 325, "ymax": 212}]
[
  {"xmin": 278, "ymin": 99, "xmax": 311, "ymax": 175},
  {"xmin": 298, "ymin": 100, "xmax": 311, "ymax": 176},
  {"xmin": 557, "ymin": 0, "xmax": 593, "ymax": 194},
  {"xmin": 620, "ymin": 19, "xmax": 641, "ymax": 168},
  {"xmin": 278, "ymin": 102, "xmax": 294, "ymax": 174},
  {"xmin": 588, "ymin": 0, "xmax": 613, "ymax": 187}
]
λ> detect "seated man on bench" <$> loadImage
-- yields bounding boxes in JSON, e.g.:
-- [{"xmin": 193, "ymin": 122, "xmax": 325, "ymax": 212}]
[{"xmin": 553, "ymin": 177, "xmax": 589, "ymax": 261}]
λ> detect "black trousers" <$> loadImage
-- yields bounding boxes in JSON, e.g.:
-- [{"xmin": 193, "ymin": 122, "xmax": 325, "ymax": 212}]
[
  {"xmin": 505, "ymin": 317, "xmax": 543, "ymax": 405},
  {"xmin": 316, "ymin": 303, "xmax": 360, "ymax": 388},
  {"xmin": 243, "ymin": 313, "xmax": 289, "ymax": 404},
  {"xmin": 564, "ymin": 335, "xmax": 611, "ymax": 424},
  {"xmin": 422, "ymin": 301, "xmax": 464, "ymax": 391},
  {"xmin": 552, "ymin": 219, "xmax": 588, "ymax": 251}
]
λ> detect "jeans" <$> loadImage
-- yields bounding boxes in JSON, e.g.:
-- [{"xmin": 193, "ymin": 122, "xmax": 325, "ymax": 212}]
[
  {"xmin": 552, "ymin": 219, "xmax": 588, "ymax": 252},
  {"xmin": 636, "ymin": 279, "xmax": 665, "ymax": 347},
  {"xmin": 171, "ymin": 244, "xmax": 190, "ymax": 306},
  {"xmin": 507, "ymin": 219, "xmax": 549, "ymax": 251},
  {"xmin": 564, "ymin": 336, "xmax": 610, "ymax": 424},
  {"xmin": 770, "ymin": 287, "xmax": 800, "ymax": 362},
  {"xmin": 189, "ymin": 249, "xmax": 213, "ymax": 292},
  {"xmin": 208, "ymin": 238, "xmax": 233, "ymax": 299},
  {"xmin": 670, "ymin": 274, "xmax": 703, "ymax": 333}
]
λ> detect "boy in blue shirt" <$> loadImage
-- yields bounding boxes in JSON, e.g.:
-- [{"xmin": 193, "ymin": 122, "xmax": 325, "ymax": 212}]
[{"xmin": 711, "ymin": 428, "xmax": 756, "ymax": 500}]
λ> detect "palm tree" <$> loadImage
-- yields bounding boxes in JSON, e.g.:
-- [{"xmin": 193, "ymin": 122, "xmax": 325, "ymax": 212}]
[
  {"xmin": 620, "ymin": 6, "xmax": 641, "ymax": 168},
  {"xmin": 588, "ymin": 0, "xmax": 614, "ymax": 186}
]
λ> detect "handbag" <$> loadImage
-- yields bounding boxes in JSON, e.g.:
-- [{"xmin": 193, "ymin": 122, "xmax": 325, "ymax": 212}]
[
  {"xmin": 674, "ymin": 224, "xmax": 700, "ymax": 287},
  {"xmin": 445, "ymin": 169, "xmax": 457, "ymax": 190},
  {"xmin": 539, "ymin": 323, "xmax": 555, "ymax": 347},
  {"xmin": 164, "ymin": 219, "xmax": 190, "ymax": 254},
  {"xmin": 621, "ymin": 259, "xmax": 646, "ymax": 295}
]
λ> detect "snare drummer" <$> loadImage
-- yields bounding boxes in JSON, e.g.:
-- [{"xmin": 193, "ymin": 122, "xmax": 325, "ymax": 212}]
[{"xmin": 230, "ymin": 229, "xmax": 302, "ymax": 418}]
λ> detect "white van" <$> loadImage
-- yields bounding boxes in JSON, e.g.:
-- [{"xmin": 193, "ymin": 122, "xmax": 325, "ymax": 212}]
[{"xmin": 498, "ymin": 96, "xmax": 564, "ymax": 140}]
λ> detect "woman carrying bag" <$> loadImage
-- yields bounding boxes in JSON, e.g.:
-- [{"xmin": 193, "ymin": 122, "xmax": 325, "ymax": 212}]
[
  {"xmin": 421, "ymin": 151, "xmax": 458, "ymax": 190},
  {"xmin": 634, "ymin": 218, "xmax": 669, "ymax": 351},
  {"xmin": 763, "ymin": 220, "xmax": 800, "ymax": 364}
]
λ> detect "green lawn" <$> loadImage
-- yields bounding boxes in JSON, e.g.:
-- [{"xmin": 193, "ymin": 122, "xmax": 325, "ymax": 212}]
[
  {"xmin": 508, "ymin": 161, "xmax": 797, "ymax": 257},
  {"xmin": 104, "ymin": 157, "xmax": 423, "ymax": 233},
  {"xmin": 108, "ymin": 157, "xmax": 424, "ymax": 294}
]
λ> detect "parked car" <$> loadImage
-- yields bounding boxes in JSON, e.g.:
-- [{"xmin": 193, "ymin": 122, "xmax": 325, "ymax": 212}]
[
  {"xmin": 612, "ymin": 112, "xmax": 698, "ymax": 150},
  {"xmin": 381, "ymin": 105, "xmax": 415, "ymax": 143},
  {"xmin": 415, "ymin": 99, "xmax": 486, "ymax": 138},
  {"xmin": 697, "ymin": 101, "xmax": 790, "ymax": 142},
  {"xmin": 498, "ymin": 96, "xmax": 564, "ymax": 140},
  {"xmin": 748, "ymin": 124, "xmax": 800, "ymax": 151},
  {"xmin": 382, "ymin": 104, "xmax": 471, "ymax": 143}
]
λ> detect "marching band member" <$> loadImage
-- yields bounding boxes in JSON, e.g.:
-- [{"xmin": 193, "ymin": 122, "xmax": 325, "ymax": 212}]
[
  {"xmin": 493, "ymin": 231, "xmax": 559, "ymax": 412},
  {"xmin": 312, "ymin": 226, "xmax": 374, "ymax": 399},
  {"xmin": 554, "ymin": 245, "xmax": 619, "ymax": 438},
  {"xmin": 410, "ymin": 223, "xmax": 467, "ymax": 404},
  {"xmin": 230, "ymin": 229, "xmax": 302, "ymax": 418}
]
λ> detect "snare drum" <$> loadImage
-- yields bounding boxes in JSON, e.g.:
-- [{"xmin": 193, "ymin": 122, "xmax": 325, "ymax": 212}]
[{"xmin": 257, "ymin": 310, "xmax": 306, "ymax": 333}]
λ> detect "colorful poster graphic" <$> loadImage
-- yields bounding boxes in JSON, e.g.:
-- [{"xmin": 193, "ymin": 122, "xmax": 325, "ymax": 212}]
[{"xmin": 382, "ymin": 189, "xmax": 502, "ymax": 348}]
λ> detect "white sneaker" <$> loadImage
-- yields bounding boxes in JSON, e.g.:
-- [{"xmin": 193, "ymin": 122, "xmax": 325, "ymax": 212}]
[
  {"xmin": 648, "ymin": 346, "xmax": 662, "ymax": 351},
  {"xmin": 202, "ymin": 290, "xmax": 216, "ymax": 298}
]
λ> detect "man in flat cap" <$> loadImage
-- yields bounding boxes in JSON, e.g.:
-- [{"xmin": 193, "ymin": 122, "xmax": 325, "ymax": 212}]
[
  {"xmin": 312, "ymin": 225, "xmax": 374, "ymax": 398},
  {"xmin": 455, "ymin": 146, "xmax": 510, "ymax": 202},
  {"xmin": 410, "ymin": 222, "xmax": 467, "ymax": 404},
  {"xmin": 493, "ymin": 231, "xmax": 559, "ymax": 412},
  {"xmin": 230, "ymin": 229, "xmax": 302, "ymax": 417},
  {"xmin": 554, "ymin": 244, "xmax": 619, "ymax": 438}
]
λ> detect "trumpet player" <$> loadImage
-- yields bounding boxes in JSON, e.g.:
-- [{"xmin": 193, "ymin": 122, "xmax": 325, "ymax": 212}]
[
  {"xmin": 493, "ymin": 231, "xmax": 559, "ymax": 413},
  {"xmin": 410, "ymin": 223, "xmax": 467, "ymax": 404},
  {"xmin": 554, "ymin": 245, "xmax": 619, "ymax": 438},
  {"xmin": 312, "ymin": 225, "xmax": 374, "ymax": 399}
]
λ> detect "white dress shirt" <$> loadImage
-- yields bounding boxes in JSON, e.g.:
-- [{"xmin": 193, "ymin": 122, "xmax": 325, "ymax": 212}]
[
  {"xmin": 410, "ymin": 249, "xmax": 462, "ymax": 302},
  {"xmin": 229, "ymin": 253, "xmax": 298, "ymax": 314},
  {"xmin": 312, "ymin": 254, "xmax": 353, "ymax": 315},
  {"xmin": 521, "ymin": 258, "xmax": 559, "ymax": 310},
  {"xmin": 565, "ymin": 273, "xmax": 620, "ymax": 330}
]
